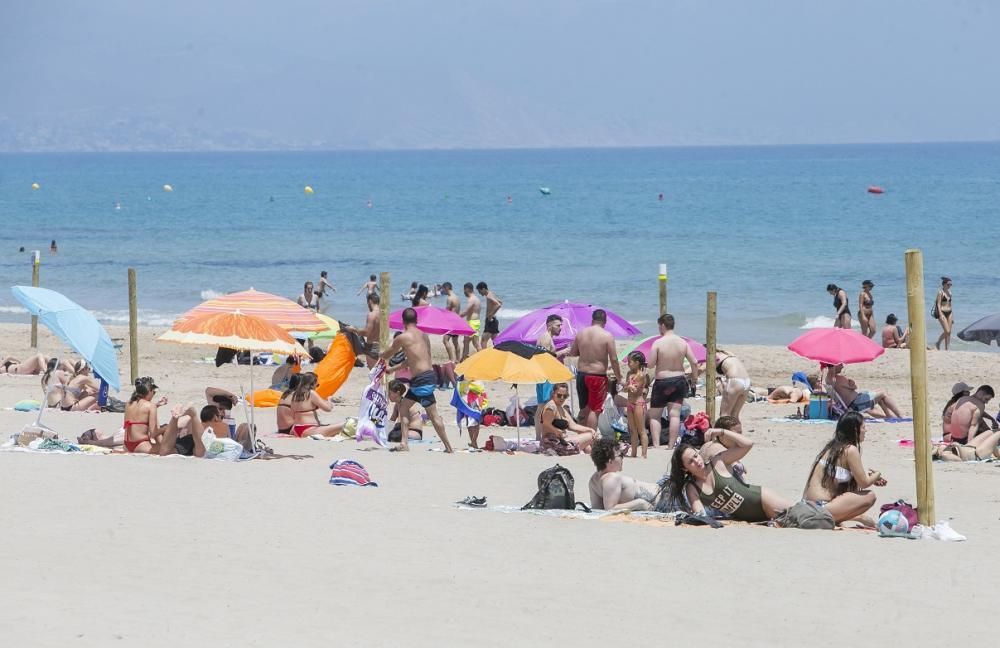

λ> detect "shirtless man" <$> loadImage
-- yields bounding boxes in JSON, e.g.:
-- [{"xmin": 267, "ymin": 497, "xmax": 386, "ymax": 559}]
[
  {"xmin": 441, "ymin": 282, "xmax": 461, "ymax": 361},
  {"xmin": 588, "ymin": 437, "xmax": 661, "ymax": 511},
  {"xmin": 948, "ymin": 385, "xmax": 995, "ymax": 443},
  {"xmin": 344, "ymin": 293, "xmax": 382, "ymax": 368},
  {"xmin": 380, "ymin": 307, "xmax": 454, "ymax": 452},
  {"xmin": 826, "ymin": 364, "xmax": 904, "ymax": 419},
  {"xmin": 648, "ymin": 314, "xmax": 698, "ymax": 449},
  {"xmin": 476, "ymin": 281, "xmax": 503, "ymax": 348},
  {"xmin": 357, "ymin": 274, "xmax": 378, "ymax": 298},
  {"xmin": 459, "ymin": 282, "xmax": 482, "ymax": 360},
  {"xmin": 316, "ymin": 271, "xmax": 336, "ymax": 309},
  {"xmin": 568, "ymin": 309, "xmax": 622, "ymax": 431}
]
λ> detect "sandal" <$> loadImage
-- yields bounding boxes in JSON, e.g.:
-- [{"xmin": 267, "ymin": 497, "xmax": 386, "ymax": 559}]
[{"xmin": 456, "ymin": 496, "xmax": 487, "ymax": 507}]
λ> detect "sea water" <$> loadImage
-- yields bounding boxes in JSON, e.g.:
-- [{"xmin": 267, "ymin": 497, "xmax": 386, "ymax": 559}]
[{"xmin": 0, "ymin": 143, "xmax": 997, "ymax": 347}]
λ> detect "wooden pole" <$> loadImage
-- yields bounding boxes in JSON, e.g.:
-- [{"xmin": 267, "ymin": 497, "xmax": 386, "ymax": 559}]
[
  {"xmin": 378, "ymin": 272, "xmax": 390, "ymax": 352},
  {"xmin": 905, "ymin": 249, "xmax": 935, "ymax": 526},
  {"xmin": 658, "ymin": 262, "xmax": 668, "ymax": 316},
  {"xmin": 128, "ymin": 268, "xmax": 139, "ymax": 383},
  {"xmin": 30, "ymin": 251, "xmax": 40, "ymax": 348},
  {"xmin": 705, "ymin": 292, "xmax": 718, "ymax": 423}
]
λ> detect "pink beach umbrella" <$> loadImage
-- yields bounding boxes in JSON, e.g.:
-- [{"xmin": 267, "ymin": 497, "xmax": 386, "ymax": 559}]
[
  {"xmin": 494, "ymin": 301, "xmax": 641, "ymax": 348},
  {"xmin": 787, "ymin": 328, "xmax": 884, "ymax": 365},
  {"xmin": 389, "ymin": 306, "xmax": 474, "ymax": 336},
  {"xmin": 619, "ymin": 335, "xmax": 707, "ymax": 365}
]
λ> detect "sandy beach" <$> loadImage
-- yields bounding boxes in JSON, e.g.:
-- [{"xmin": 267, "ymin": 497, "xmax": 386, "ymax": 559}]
[{"xmin": 2, "ymin": 321, "xmax": 999, "ymax": 647}]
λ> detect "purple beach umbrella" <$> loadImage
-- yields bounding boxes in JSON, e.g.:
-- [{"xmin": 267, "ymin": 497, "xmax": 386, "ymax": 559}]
[{"xmin": 494, "ymin": 301, "xmax": 641, "ymax": 348}]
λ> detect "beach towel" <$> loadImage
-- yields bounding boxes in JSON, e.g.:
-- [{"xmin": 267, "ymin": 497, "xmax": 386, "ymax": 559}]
[
  {"xmin": 329, "ymin": 459, "xmax": 378, "ymax": 487},
  {"xmin": 355, "ymin": 361, "xmax": 389, "ymax": 447},
  {"xmin": 452, "ymin": 379, "xmax": 487, "ymax": 434}
]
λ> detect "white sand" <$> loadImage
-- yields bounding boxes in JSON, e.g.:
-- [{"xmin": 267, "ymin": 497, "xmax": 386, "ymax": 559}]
[{"xmin": 1, "ymin": 323, "xmax": 998, "ymax": 647}]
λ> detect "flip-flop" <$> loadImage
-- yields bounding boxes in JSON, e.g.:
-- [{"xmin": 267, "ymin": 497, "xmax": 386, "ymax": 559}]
[{"xmin": 456, "ymin": 496, "xmax": 487, "ymax": 507}]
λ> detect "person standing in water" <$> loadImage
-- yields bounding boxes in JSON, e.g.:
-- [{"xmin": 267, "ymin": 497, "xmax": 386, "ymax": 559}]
[
  {"xmin": 459, "ymin": 283, "xmax": 482, "ymax": 360},
  {"xmin": 441, "ymin": 282, "xmax": 461, "ymax": 361},
  {"xmin": 935, "ymin": 276, "xmax": 953, "ymax": 350},
  {"xmin": 297, "ymin": 281, "xmax": 319, "ymax": 311},
  {"xmin": 316, "ymin": 271, "xmax": 335, "ymax": 309},
  {"xmin": 857, "ymin": 280, "xmax": 875, "ymax": 338},
  {"xmin": 827, "ymin": 284, "xmax": 851, "ymax": 329},
  {"xmin": 357, "ymin": 274, "xmax": 378, "ymax": 299}
]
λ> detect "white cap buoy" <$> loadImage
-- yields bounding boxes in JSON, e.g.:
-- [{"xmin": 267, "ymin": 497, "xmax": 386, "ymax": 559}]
[
  {"xmin": 304, "ymin": 185, "xmax": 314, "ymax": 195},
  {"xmin": 163, "ymin": 184, "xmax": 173, "ymax": 192},
  {"xmin": 31, "ymin": 182, "xmax": 40, "ymax": 190}
]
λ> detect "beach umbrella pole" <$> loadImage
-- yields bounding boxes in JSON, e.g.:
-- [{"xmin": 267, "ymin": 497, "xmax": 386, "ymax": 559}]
[
  {"xmin": 248, "ymin": 353, "xmax": 257, "ymax": 447},
  {"xmin": 515, "ymin": 386, "xmax": 520, "ymax": 450}
]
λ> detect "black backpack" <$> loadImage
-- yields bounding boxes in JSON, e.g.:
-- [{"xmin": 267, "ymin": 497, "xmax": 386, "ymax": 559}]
[{"xmin": 521, "ymin": 464, "xmax": 592, "ymax": 511}]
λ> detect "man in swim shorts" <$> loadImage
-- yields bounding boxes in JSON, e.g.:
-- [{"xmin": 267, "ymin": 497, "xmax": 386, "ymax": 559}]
[
  {"xmin": 827, "ymin": 364, "xmax": 904, "ymax": 419},
  {"xmin": 568, "ymin": 309, "xmax": 622, "ymax": 431},
  {"xmin": 648, "ymin": 314, "xmax": 699, "ymax": 449},
  {"xmin": 459, "ymin": 282, "xmax": 482, "ymax": 361},
  {"xmin": 380, "ymin": 307, "xmax": 454, "ymax": 452},
  {"xmin": 476, "ymin": 281, "xmax": 503, "ymax": 348}
]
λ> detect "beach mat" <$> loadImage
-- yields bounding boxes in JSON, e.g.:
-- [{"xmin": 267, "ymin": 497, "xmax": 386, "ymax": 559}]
[{"xmin": 770, "ymin": 417, "xmax": 913, "ymax": 425}]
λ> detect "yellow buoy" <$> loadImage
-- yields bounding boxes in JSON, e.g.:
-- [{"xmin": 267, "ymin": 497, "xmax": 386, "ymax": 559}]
[
  {"xmin": 304, "ymin": 185, "xmax": 314, "ymax": 195},
  {"xmin": 163, "ymin": 184, "xmax": 173, "ymax": 192},
  {"xmin": 31, "ymin": 182, "xmax": 40, "ymax": 190}
]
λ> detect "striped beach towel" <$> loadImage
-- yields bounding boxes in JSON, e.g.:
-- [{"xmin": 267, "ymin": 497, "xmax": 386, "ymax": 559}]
[{"xmin": 328, "ymin": 459, "xmax": 378, "ymax": 487}]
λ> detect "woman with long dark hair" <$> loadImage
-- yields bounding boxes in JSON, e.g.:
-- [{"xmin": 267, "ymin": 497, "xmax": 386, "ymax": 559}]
[
  {"xmin": 826, "ymin": 284, "xmax": 851, "ymax": 329},
  {"xmin": 857, "ymin": 280, "xmax": 875, "ymax": 338},
  {"xmin": 667, "ymin": 430, "xmax": 791, "ymax": 522},
  {"xmin": 935, "ymin": 276, "xmax": 953, "ymax": 350},
  {"xmin": 802, "ymin": 411, "xmax": 884, "ymax": 527},
  {"xmin": 411, "ymin": 284, "xmax": 430, "ymax": 308}
]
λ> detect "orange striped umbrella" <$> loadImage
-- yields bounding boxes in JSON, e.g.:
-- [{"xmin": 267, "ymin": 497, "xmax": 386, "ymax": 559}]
[
  {"xmin": 176, "ymin": 288, "xmax": 326, "ymax": 331},
  {"xmin": 158, "ymin": 310, "xmax": 306, "ymax": 355}
]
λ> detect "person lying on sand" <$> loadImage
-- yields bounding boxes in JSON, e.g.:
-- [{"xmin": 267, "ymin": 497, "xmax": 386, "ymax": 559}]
[
  {"xmin": 802, "ymin": 412, "xmax": 885, "ymax": 528},
  {"xmin": 825, "ymin": 363, "xmax": 904, "ymax": 419},
  {"xmin": 1, "ymin": 354, "xmax": 64, "ymax": 375},
  {"xmin": 668, "ymin": 429, "xmax": 793, "ymax": 523},
  {"xmin": 945, "ymin": 385, "xmax": 995, "ymax": 444},
  {"xmin": 588, "ymin": 437, "xmax": 663, "ymax": 511},
  {"xmin": 768, "ymin": 374, "xmax": 819, "ymax": 404}
]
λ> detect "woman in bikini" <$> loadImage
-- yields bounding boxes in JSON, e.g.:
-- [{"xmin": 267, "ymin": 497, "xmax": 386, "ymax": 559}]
[
  {"xmin": 935, "ymin": 276, "xmax": 953, "ymax": 350},
  {"xmin": 1, "ymin": 353, "xmax": 54, "ymax": 375},
  {"xmin": 857, "ymin": 280, "xmax": 875, "ymax": 338},
  {"xmin": 668, "ymin": 430, "xmax": 792, "ymax": 522},
  {"xmin": 297, "ymin": 281, "xmax": 319, "ymax": 311},
  {"xmin": 827, "ymin": 284, "xmax": 851, "ymax": 329},
  {"xmin": 123, "ymin": 377, "xmax": 170, "ymax": 453},
  {"xmin": 624, "ymin": 351, "xmax": 650, "ymax": 458},
  {"xmin": 933, "ymin": 430, "xmax": 1000, "ymax": 462},
  {"xmin": 40, "ymin": 358, "xmax": 99, "ymax": 411},
  {"xmin": 715, "ymin": 350, "xmax": 751, "ymax": 423},
  {"xmin": 539, "ymin": 382, "xmax": 597, "ymax": 455},
  {"xmin": 802, "ymin": 411, "xmax": 885, "ymax": 527},
  {"xmin": 411, "ymin": 284, "xmax": 430, "ymax": 308},
  {"xmin": 276, "ymin": 372, "xmax": 342, "ymax": 437}
]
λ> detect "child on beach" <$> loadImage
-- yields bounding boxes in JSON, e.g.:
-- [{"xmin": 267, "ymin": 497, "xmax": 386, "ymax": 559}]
[{"xmin": 624, "ymin": 351, "xmax": 651, "ymax": 458}]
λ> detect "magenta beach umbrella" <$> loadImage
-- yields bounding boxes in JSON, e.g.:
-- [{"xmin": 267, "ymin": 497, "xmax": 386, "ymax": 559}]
[
  {"xmin": 787, "ymin": 328, "xmax": 884, "ymax": 365},
  {"xmin": 389, "ymin": 306, "xmax": 474, "ymax": 336},
  {"xmin": 619, "ymin": 335, "xmax": 707, "ymax": 365},
  {"xmin": 493, "ymin": 301, "xmax": 641, "ymax": 348}
]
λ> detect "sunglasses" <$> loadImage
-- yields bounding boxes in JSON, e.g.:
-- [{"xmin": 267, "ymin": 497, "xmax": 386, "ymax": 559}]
[{"xmin": 554, "ymin": 392, "xmax": 568, "ymax": 399}]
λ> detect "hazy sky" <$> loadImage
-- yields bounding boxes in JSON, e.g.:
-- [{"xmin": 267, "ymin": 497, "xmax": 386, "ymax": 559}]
[{"xmin": 2, "ymin": 0, "xmax": 998, "ymax": 150}]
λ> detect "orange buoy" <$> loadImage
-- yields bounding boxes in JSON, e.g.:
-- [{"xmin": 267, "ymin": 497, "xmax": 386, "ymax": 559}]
[{"xmin": 867, "ymin": 186, "xmax": 884, "ymax": 194}]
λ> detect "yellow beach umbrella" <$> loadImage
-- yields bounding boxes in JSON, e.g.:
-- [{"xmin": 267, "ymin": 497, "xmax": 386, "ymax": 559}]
[{"xmin": 456, "ymin": 347, "xmax": 572, "ymax": 384}]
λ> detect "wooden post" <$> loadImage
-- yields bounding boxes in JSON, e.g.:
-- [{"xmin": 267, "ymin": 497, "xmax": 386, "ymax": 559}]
[
  {"xmin": 905, "ymin": 249, "xmax": 935, "ymax": 525},
  {"xmin": 705, "ymin": 292, "xmax": 718, "ymax": 423},
  {"xmin": 378, "ymin": 272, "xmax": 390, "ymax": 351},
  {"xmin": 658, "ymin": 263, "xmax": 668, "ymax": 316},
  {"xmin": 128, "ymin": 268, "xmax": 139, "ymax": 383},
  {"xmin": 30, "ymin": 251, "xmax": 40, "ymax": 347}
]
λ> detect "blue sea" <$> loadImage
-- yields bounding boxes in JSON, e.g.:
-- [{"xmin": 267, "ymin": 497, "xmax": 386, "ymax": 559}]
[{"xmin": 1, "ymin": 143, "xmax": 998, "ymax": 347}]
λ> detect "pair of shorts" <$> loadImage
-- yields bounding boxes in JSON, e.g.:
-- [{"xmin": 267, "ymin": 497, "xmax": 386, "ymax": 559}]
[
  {"xmin": 388, "ymin": 424, "xmax": 423, "ymax": 443},
  {"xmin": 483, "ymin": 317, "xmax": 500, "ymax": 335},
  {"xmin": 468, "ymin": 319, "xmax": 481, "ymax": 333},
  {"xmin": 175, "ymin": 434, "xmax": 195, "ymax": 456},
  {"xmin": 363, "ymin": 341, "xmax": 380, "ymax": 359},
  {"xmin": 576, "ymin": 372, "xmax": 608, "ymax": 413},
  {"xmin": 404, "ymin": 369, "xmax": 437, "ymax": 408},
  {"xmin": 650, "ymin": 376, "xmax": 688, "ymax": 408},
  {"xmin": 850, "ymin": 391, "xmax": 875, "ymax": 412}
]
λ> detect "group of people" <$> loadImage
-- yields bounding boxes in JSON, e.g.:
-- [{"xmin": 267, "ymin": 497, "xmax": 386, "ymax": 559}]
[{"xmin": 826, "ymin": 276, "xmax": 954, "ymax": 350}]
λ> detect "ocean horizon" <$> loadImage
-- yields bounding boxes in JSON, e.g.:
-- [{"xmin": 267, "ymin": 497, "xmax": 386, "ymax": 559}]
[{"xmin": 1, "ymin": 142, "xmax": 997, "ymax": 349}]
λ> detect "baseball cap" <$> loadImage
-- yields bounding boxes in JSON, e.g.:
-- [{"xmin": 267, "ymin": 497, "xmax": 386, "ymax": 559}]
[{"xmin": 951, "ymin": 382, "xmax": 972, "ymax": 396}]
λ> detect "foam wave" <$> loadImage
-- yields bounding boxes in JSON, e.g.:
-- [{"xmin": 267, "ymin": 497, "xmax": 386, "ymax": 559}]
[
  {"xmin": 499, "ymin": 308, "xmax": 534, "ymax": 319},
  {"xmin": 800, "ymin": 315, "xmax": 859, "ymax": 330},
  {"xmin": 90, "ymin": 310, "xmax": 179, "ymax": 327}
]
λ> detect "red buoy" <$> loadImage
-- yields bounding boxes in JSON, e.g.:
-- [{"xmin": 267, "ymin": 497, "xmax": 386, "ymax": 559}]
[{"xmin": 867, "ymin": 186, "xmax": 884, "ymax": 194}]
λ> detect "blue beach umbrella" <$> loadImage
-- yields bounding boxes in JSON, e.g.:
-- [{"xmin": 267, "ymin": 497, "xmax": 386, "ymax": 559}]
[{"xmin": 11, "ymin": 286, "xmax": 121, "ymax": 391}]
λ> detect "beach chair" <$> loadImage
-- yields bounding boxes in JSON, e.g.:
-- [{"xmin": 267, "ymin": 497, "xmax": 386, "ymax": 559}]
[{"xmin": 20, "ymin": 385, "xmax": 61, "ymax": 438}]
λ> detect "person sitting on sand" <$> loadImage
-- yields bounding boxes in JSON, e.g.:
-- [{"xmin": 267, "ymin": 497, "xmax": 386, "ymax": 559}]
[
  {"xmin": 881, "ymin": 313, "xmax": 908, "ymax": 348},
  {"xmin": 826, "ymin": 363, "xmax": 904, "ymax": 419},
  {"xmin": 123, "ymin": 377, "xmax": 170, "ymax": 453},
  {"xmin": 1, "ymin": 354, "xmax": 57, "ymax": 375},
  {"xmin": 588, "ymin": 437, "xmax": 663, "ymax": 511},
  {"xmin": 714, "ymin": 349, "xmax": 751, "ymax": 422},
  {"xmin": 539, "ymin": 382, "xmax": 597, "ymax": 455},
  {"xmin": 387, "ymin": 379, "xmax": 423, "ymax": 443},
  {"xmin": 668, "ymin": 429, "xmax": 793, "ymax": 522},
  {"xmin": 697, "ymin": 415, "xmax": 750, "ymax": 484},
  {"xmin": 42, "ymin": 359, "xmax": 101, "ymax": 411},
  {"xmin": 802, "ymin": 411, "xmax": 885, "ymax": 527},
  {"xmin": 276, "ymin": 372, "xmax": 343, "ymax": 438},
  {"xmin": 946, "ymin": 385, "xmax": 996, "ymax": 444}
]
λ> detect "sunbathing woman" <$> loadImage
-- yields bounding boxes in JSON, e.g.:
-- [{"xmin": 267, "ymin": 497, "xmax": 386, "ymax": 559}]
[
  {"xmin": 857, "ymin": 280, "xmax": 875, "ymax": 338},
  {"xmin": 123, "ymin": 377, "xmax": 170, "ymax": 454},
  {"xmin": 715, "ymin": 350, "xmax": 751, "ymax": 422},
  {"xmin": 802, "ymin": 411, "xmax": 885, "ymax": 527},
  {"xmin": 1, "ymin": 354, "xmax": 56, "ymax": 375},
  {"xmin": 933, "ymin": 429, "xmax": 1000, "ymax": 462},
  {"xmin": 827, "ymin": 283, "xmax": 851, "ymax": 329},
  {"xmin": 768, "ymin": 375, "xmax": 819, "ymax": 404},
  {"xmin": 668, "ymin": 430, "xmax": 792, "ymax": 522},
  {"xmin": 62, "ymin": 360, "xmax": 102, "ymax": 411},
  {"xmin": 276, "ymin": 372, "xmax": 343, "ymax": 437},
  {"xmin": 539, "ymin": 382, "xmax": 597, "ymax": 455}
]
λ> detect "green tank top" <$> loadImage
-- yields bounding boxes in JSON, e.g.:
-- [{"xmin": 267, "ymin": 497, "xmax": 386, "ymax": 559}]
[{"xmin": 699, "ymin": 465, "xmax": 767, "ymax": 522}]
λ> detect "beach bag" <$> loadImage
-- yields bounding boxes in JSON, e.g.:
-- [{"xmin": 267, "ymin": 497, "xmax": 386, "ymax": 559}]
[
  {"xmin": 202, "ymin": 432, "xmax": 244, "ymax": 461},
  {"xmin": 931, "ymin": 304, "xmax": 939, "ymax": 319},
  {"xmin": 775, "ymin": 500, "xmax": 835, "ymax": 530},
  {"xmin": 880, "ymin": 500, "xmax": 918, "ymax": 530},
  {"xmin": 521, "ymin": 464, "xmax": 591, "ymax": 511}
]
